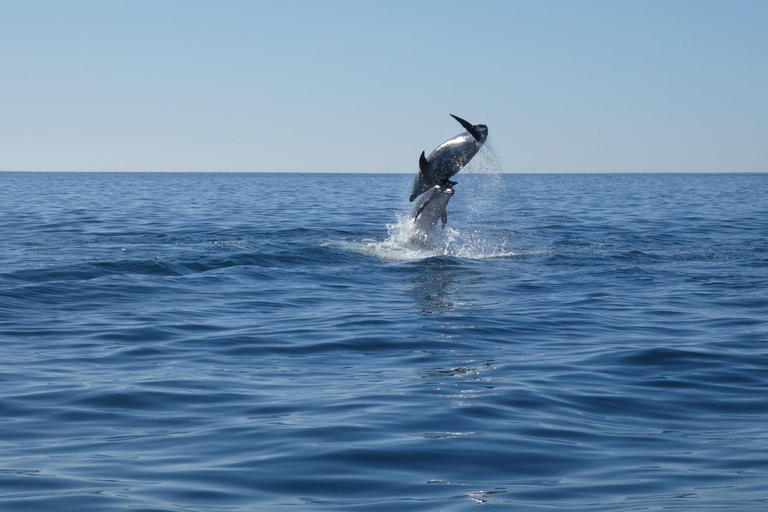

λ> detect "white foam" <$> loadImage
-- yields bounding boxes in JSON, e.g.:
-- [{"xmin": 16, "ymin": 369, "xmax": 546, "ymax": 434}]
[{"xmin": 342, "ymin": 214, "xmax": 518, "ymax": 262}]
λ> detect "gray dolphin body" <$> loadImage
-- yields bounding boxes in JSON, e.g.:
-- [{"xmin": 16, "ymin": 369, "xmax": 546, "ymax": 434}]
[
  {"xmin": 409, "ymin": 114, "xmax": 488, "ymax": 202},
  {"xmin": 409, "ymin": 183, "xmax": 455, "ymax": 235}
]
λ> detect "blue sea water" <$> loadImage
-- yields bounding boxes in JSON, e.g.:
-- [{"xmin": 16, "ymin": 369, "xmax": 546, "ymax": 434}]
[{"xmin": 1, "ymin": 170, "xmax": 767, "ymax": 511}]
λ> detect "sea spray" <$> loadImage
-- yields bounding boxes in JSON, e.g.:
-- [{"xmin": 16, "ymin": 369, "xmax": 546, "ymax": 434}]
[
  {"xmin": 356, "ymin": 213, "xmax": 516, "ymax": 261},
  {"xmin": 457, "ymin": 138, "xmax": 505, "ymax": 216}
]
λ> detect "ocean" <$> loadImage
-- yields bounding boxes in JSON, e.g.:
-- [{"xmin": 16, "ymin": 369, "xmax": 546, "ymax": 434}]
[{"xmin": 1, "ymin": 170, "xmax": 767, "ymax": 511}]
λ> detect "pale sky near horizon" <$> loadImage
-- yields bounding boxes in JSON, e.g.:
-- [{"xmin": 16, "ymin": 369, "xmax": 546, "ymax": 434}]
[{"xmin": 1, "ymin": 0, "xmax": 766, "ymax": 173}]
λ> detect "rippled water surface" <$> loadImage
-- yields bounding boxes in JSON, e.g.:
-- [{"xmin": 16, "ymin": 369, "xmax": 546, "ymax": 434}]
[{"xmin": 1, "ymin": 171, "xmax": 767, "ymax": 511}]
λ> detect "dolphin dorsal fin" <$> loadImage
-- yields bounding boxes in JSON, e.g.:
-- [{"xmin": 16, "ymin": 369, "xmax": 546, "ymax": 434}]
[
  {"xmin": 419, "ymin": 151, "xmax": 428, "ymax": 172},
  {"xmin": 450, "ymin": 114, "xmax": 482, "ymax": 142}
]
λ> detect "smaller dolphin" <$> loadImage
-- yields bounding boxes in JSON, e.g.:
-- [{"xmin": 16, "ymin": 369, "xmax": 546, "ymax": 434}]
[
  {"xmin": 409, "ymin": 182, "xmax": 455, "ymax": 237},
  {"xmin": 409, "ymin": 114, "xmax": 488, "ymax": 202}
]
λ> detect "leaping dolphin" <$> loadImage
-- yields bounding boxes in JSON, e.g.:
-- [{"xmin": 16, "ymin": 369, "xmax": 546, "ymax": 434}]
[
  {"xmin": 409, "ymin": 182, "xmax": 455, "ymax": 237},
  {"xmin": 409, "ymin": 114, "xmax": 488, "ymax": 202}
]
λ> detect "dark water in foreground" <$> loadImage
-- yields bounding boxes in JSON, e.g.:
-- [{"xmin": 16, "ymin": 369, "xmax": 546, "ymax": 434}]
[{"xmin": 1, "ymin": 171, "xmax": 767, "ymax": 511}]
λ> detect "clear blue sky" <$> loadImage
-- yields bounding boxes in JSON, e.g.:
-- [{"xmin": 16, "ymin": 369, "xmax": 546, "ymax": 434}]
[{"xmin": 2, "ymin": 0, "xmax": 766, "ymax": 173}]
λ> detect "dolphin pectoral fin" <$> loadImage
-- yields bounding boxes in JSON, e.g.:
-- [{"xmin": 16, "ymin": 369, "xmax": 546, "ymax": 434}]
[
  {"xmin": 414, "ymin": 201, "xmax": 427, "ymax": 221},
  {"xmin": 441, "ymin": 210, "xmax": 447, "ymax": 228},
  {"xmin": 450, "ymin": 114, "xmax": 482, "ymax": 142},
  {"xmin": 419, "ymin": 151, "xmax": 428, "ymax": 172}
]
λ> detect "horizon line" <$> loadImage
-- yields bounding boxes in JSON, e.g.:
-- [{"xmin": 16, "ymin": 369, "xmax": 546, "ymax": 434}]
[{"xmin": 2, "ymin": 170, "xmax": 765, "ymax": 175}]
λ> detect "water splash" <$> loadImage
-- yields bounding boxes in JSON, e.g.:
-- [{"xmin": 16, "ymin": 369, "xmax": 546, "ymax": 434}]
[
  {"xmin": 458, "ymin": 137, "xmax": 505, "ymax": 215},
  {"xmin": 334, "ymin": 209, "xmax": 519, "ymax": 262},
  {"xmin": 347, "ymin": 141, "xmax": 518, "ymax": 261},
  {"xmin": 356, "ymin": 212, "xmax": 508, "ymax": 261}
]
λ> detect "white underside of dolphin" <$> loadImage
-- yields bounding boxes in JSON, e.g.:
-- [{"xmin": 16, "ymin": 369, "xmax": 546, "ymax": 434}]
[
  {"xmin": 409, "ymin": 183, "xmax": 455, "ymax": 236},
  {"xmin": 409, "ymin": 114, "xmax": 488, "ymax": 202}
]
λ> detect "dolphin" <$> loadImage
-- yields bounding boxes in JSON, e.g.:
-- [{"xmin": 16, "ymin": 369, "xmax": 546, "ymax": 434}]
[
  {"xmin": 409, "ymin": 182, "xmax": 455, "ymax": 236},
  {"xmin": 409, "ymin": 114, "xmax": 488, "ymax": 202}
]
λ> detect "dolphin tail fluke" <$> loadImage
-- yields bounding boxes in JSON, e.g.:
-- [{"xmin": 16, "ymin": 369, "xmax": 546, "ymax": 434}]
[{"xmin": 450, "ymin": 114, "xmax": 482, "ymax": 142}]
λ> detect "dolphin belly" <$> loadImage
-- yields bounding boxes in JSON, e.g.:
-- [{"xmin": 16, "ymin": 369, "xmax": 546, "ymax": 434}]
[
  {"xmin": 425, "ymin": 134, "xmax": 482, "ymax": 177},
  {"xmin": 409, "ymin": 184, "xmax": 454, "ymax": 236}
]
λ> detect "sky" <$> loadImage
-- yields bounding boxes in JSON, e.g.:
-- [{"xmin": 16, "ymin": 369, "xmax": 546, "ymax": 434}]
[{"xmin": 1, "ymin": 0, "xmax": 767, "ymax": 173}]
